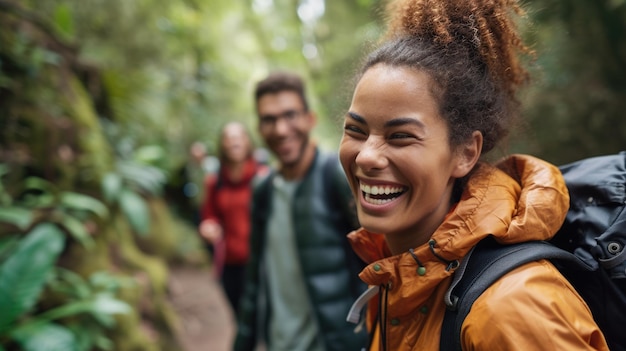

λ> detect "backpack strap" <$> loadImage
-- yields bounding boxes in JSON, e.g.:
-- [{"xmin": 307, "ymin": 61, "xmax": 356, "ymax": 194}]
[
  {"xmin": 252, "ymin": 170, "xmax": 274, "ymax": 225},
  {"xmin": 440, "ymin": 236, "xmax": 593, "ymax": 351}
]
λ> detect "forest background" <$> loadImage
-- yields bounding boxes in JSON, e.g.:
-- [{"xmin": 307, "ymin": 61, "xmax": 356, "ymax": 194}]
[{"xmin": 1, "ymin": 0, "xmax": 625, "ymax": 350}]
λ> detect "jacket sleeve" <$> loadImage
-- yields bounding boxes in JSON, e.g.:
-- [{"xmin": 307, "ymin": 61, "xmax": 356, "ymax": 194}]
[
  {"xmin": 462, "ymin": 260, "xmax": 609, "ymax": 351},
  {"xmin": 233, "ymin": 175, "xmax": 272, "ymax": 351},
  {"xmin": 200, "ymin": 174, "xmax": 219, "ymax": 223}
]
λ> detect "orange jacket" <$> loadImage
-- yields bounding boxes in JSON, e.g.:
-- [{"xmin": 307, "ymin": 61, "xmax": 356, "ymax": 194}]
[{"xmin": 348, "ymin": 155, "xmax": 609, "ymax": 351}]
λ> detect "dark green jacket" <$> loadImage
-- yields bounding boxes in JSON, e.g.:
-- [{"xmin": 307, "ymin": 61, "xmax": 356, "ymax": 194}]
[{"xmin": 233, "ymin": 149, "xmax": 367, "ymax": 351}]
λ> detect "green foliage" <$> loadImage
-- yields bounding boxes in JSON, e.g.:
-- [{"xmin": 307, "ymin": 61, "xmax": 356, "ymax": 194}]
[
  {"xmin": 0, "ymin": 230, "xmax": 132, "ymax": 350},
  {"xmin": 40, "ymin": 270, "xmax": 132, "ymax": 329},
  {"xmin": 11, "ymin": 324, "xmax": 76, "ymax": 351},
  {"xmin": 100, "ymin": 159, "xmax": 168, "ymax": 237},
  {"xmin": 52, "ymin": 3, "xmax": 75, "ymax": 41},
  {"xmin": 60, "ymin": 192, "xmax": 109, "ymax": 220},
  {"xmin": 1, "ymin": 2, "xmax": 200, "ymax": 349},
  {"xmin": 116, "ymin": 161, "xmax": 167, "ymax": 197},
  {"xmin": 0, "ymin": 168, "xmax": 132, "ymax": 349},
  {"xmin": 118, "ymin": 189, "xmax": 151, "ymax": 237},
  {"xmin": 0, "ymin": 207, "xmax": 33, "ymax": 231},
  {"xmin": 0, "ymin": 224, "xmax": 64, "ymax": 333},
  {"xmin": 0, "ymin": 173, "xmax": 109, "ymax": 249}
]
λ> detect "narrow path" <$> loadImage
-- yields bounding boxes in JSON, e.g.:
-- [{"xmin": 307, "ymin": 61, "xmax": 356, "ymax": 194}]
[{"xmin": 168, "ymin": 266, "xmax": 236, "ymax": 351}]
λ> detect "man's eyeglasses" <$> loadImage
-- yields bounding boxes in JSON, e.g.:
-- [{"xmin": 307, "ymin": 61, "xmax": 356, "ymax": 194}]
[{"xmin": 259, "ymin": 109, "xmax": 306, "ymax": 130}]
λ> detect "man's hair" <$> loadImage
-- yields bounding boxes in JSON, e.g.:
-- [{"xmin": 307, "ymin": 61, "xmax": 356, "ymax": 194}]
[{"xmin": 254, "ymin": 71, "xmax": 309, "ymax": 111}]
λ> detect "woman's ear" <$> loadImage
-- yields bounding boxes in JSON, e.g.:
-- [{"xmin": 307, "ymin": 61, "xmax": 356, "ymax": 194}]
[{"xmin": 452, "ymin": 131, "xmax": 483, "ymax": 178}]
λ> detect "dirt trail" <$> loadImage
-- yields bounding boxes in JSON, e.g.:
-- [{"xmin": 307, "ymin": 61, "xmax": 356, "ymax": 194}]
[{"xmin": 168, "ymin": 266, "xmax": 236, "ymax": 351}]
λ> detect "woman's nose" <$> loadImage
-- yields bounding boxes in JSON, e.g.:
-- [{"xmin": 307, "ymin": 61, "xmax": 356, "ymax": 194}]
[{"xmin": 355, "ymin": 138, "xmax": 388, "ymax": 171}]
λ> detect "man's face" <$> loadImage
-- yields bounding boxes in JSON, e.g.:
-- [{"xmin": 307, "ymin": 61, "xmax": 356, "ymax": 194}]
[{"xmin": 257, "ymin": 91, "xmax": 315, "ymax": 167}]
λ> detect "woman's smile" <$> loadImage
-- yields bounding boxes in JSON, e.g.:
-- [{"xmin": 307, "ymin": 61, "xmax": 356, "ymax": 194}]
[{"xmin": 359, "ymin": 180, "xmax": 407, "ymax": 206}]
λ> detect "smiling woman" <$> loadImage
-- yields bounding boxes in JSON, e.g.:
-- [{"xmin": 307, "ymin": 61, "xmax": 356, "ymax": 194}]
[
  {"xmin": 338, "ymin": 0, "xmax": 610, "ymax": 350},
  {"xmin": 341, "ymin": 66, "xmax": 470, "ymax": 252}
]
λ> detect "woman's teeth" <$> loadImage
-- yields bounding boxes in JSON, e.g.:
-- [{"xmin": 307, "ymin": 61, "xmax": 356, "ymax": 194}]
[{"xmin": 360, "ymin": 183, "xmax": 404, "ymax": 205}]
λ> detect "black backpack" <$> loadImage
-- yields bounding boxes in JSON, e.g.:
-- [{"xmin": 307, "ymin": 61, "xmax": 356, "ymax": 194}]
[{"xmin": 441, "ymin": 151, "xmax": 626, "ymax": 351}]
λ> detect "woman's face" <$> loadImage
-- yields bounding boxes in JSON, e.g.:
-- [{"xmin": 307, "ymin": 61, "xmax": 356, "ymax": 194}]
[
  {"xmin": 221, "ymin": 123, "xmax": 251, "ymax": 163},
  {"xmin": 339, "ymin": 64, "xmax": 474, "ymax": 250}
]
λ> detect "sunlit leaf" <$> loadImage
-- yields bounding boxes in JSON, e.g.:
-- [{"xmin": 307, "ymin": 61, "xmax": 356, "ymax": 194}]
[
  {"xmin": 0, "ymin": 206, "xmax": 34, "ymax": 229},
  {"xmin": 23, "ymin": 177, "xmax": 54, "ymax": 194},
  {"xmin": 92, "ymin": 293, "xmax": 131, "ymax": 314},
  {"xmin": 89, "ymin": 293, "xmax": 131, "ymax": 327},
  {"xmin": 60, "ymin": 192, "xmax": 109, "ymax": 219},
  {"xmin": 134, "ymin": 145, "xmax": 165, "ymax": 166},
  {"xmin": 0, "ymin": 223, "xmax": 65, "ymax": 334},
  {"xmin": 89, "ymin": 271, "xmax": 134, "ymax": 290},
  {"xmin": 119, "ymin": 189, "xmax": 150, "ymax": 236},
  {"xmin": 30, "ymin": 294, "xmax": 129, "ymax": 339},
  {"xmin": 101, "ymin": 173, "xmax": 122, "ymax": 204},
  {"xmin": 53, "ymin": 3, "xmax": 75, "ymax": 40},
  {"xmin": 11, "ymin": 323, "xmax": 76, "ymax": 351},
  {"xmin": 34, "ymin": 294, "xmax": 130, "ymax": 329},
  {"xmin": 59, "ymin": 214, "xmax": 95, "ymax": 249},
  {"xmin": 117, "ymin": 161, "xmax": 166, "ymax": 196},
  {"xmin": 31, "ymin": 300, "xmax": 94, "ymax": 324}
]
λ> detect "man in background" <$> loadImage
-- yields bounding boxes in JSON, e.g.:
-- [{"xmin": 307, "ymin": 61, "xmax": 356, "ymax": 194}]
[{"xmin": 233, "ymin": 71, "xmax": 367, "ymax": 351}]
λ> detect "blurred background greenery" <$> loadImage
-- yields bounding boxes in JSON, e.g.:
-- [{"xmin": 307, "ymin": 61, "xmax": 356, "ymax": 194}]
[{"xmin": 0, "ymin": 0, "xmax": 624, "ymax": 350}]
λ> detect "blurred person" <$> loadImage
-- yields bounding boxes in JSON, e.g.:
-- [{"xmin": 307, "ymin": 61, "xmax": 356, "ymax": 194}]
[
  {"xmin": 233, "ymin": 71, "xmax": 368, "ymax": 351},
  {"xmin": 184, "ymin": 141, "xmax": 218, "ymax": 224},
  {"xmin": 199, "ymin": 121, "xmax": 267, "ymax": 315}
]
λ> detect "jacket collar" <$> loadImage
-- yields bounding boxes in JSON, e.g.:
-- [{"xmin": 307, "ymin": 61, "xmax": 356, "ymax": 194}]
[
  {"xmin": 219, "ymin": 157, "xmax": 260, "ymax": 186},
  {"xmin": 347, "ymin": 154, "xmax": 570, "ymax": 316}
]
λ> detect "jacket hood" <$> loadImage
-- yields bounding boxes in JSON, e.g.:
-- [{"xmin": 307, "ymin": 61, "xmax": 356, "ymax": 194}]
[{"xmin": 347, "ymin": 154, "xmax": 569, "ymax": 319}]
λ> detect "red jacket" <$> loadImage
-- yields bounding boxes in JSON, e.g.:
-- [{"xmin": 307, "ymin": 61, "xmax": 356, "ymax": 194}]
[{"xmin": 201, "ymin": 158, "xmax": 265, "ymax": 266}]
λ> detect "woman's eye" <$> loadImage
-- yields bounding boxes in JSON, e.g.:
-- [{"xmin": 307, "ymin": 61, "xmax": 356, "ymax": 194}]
[
  {"xmin": 389, "ymin": 133, "xmax": 413, "ymax": 139},
  {"xmin": 344, "ymin": 125, "xmax": 365, "ymax": 135}
]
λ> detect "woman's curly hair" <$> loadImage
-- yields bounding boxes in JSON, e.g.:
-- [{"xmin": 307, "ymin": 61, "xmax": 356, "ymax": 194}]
[{"xmin": 359, "ymin": 0, "xmax": 534, "ymax": 153}]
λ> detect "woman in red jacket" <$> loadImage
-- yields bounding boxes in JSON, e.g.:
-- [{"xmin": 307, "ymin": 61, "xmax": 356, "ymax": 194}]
[{"xmin": 199, "ymin": 121, "xmax": 267, "ymax": 314}]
